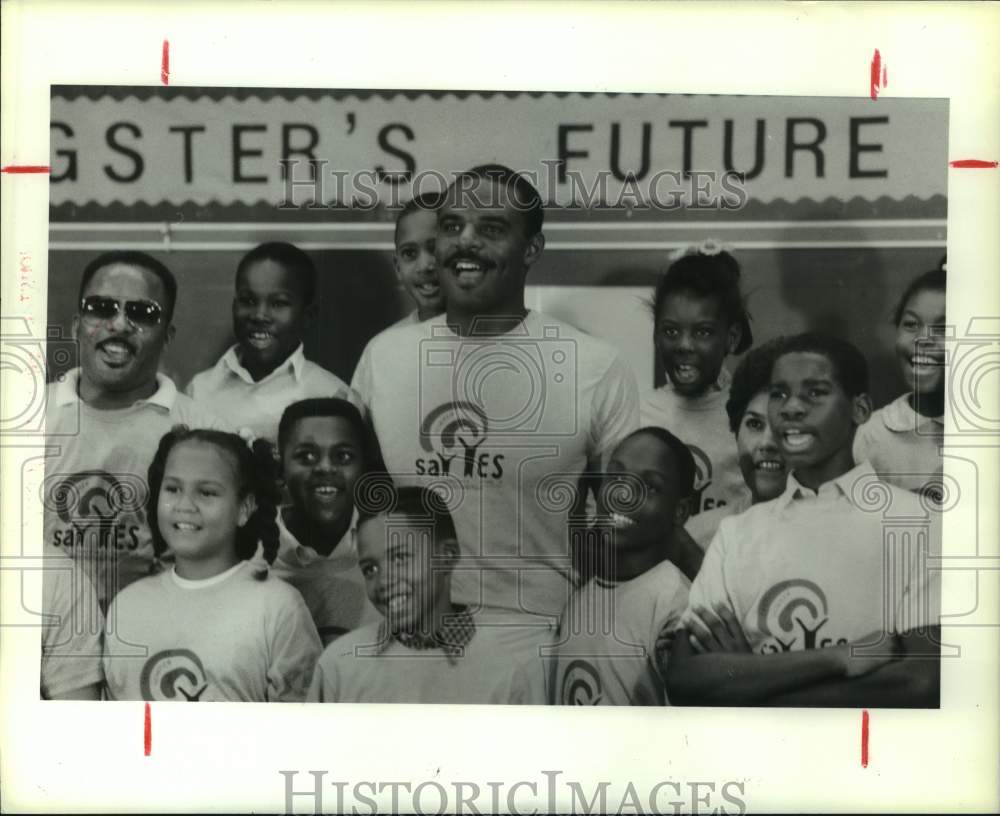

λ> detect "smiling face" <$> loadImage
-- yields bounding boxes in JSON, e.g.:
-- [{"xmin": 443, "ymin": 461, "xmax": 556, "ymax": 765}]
[
  {"xmin": 394, "ymin": 208, "xmax": 443, "ymax": 317},
  {"xmin": 768, "ymin": 352, "xmax": 871, "ymax": 489},
  {"xmin": 74, "ymin": 263, "xmax": 173, "ymax": 405},
  {"xmin": 736, "ymin": 390, "xmax": 788, "ymax": 503},
  {"xmin": 435, "ymin": 177, "xmax": 543, "ymax": 317},
  {"xmin": 895, "ymin": 287, "xmax": 946, "ymax": 396},
  {"xmin": 598, "ymin": 432, "xmax": 690, "ymax": 552},
  {"xmin": 282, "ymin": 415, "xmax": 364, "ymax": 531},
  {"xmin": 232, "ymin": 259, "xmax": 310, "ymax": 380},
  {"xmin": 156, "ymin": 440, "xmax": 252, "ymax": 575},
  {"xmin": 655, "ymin": 290, "xmax": 740, "ymax": 397},
  {"xmin": 357, "ymin": 515, "xmax": 455, "ymax": 634}
]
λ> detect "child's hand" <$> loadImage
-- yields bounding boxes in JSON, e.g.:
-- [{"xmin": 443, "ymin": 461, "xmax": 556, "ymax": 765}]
[
  {"xmin": 687, "ymin": 605, "xmax": 752, "ymax": 654},
  {"xmin": 840, "ymin": 631, "xmax": 902, "ymax": 678},
  {"xmin": 654, "ymin": 623, "xmax": 676, "ymax": 664}
]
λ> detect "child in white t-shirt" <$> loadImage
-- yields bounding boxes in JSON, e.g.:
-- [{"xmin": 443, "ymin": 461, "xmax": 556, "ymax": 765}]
[
  {"xmin": 854, "ymin": 265, "xmax": 946, "ymax": 501},
  {"xmin": 271, "ymin": 398, "xmax": 381, "ymax": 645},
  {"xmin": 552, "ymin": 427, "xmax": 694, "ymax": 706},
  {"xmin": 665, "ymin": 334, "xmax": 941, "ymax": 708},
  {"xmin": 308, "ymin": 486, "xmax": 543, "ymax": 704},
  {"xmin": 186, "ymin": 242, "xmax": 358, "ymax": 445},
  {"xmin": 686, "ymin": 340, "xmax": 788, "ymax": 549},
  {"xmin": 641, "ymin": 242, "xmax": 753, "ymax": 519},
  {"xmin": 104, "ymin": 428, "xmax": 321, "ymax": 702},
  {"xmin": 391, "ymin": 192, "xmax": 446, "ymax": 326}
]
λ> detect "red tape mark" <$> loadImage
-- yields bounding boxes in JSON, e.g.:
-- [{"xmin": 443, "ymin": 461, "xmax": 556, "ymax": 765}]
[
  {"xmin": 1, "ymin": 165, "xmax": 51, "ymax": 174},
  {"xmin": 950, "ymin": 159, "xmax": 999, "ymax": 169},
  {"xmin": 870, "ymin": 50, "xmax": 887, "ymax": 100},
  {"xmin": 861, "ymin": 709, "xmax": 870, "ymax": 768},
  {"xmin": 144, "ymin": 702, "xmax": 152, "ymax": 756},
  {"xmin": 161, "ymin": 39, "xmax": 170, "ymax": 85}
]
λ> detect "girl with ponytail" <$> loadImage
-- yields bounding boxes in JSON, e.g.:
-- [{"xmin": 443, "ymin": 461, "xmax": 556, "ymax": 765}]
[
  {"xmin": 642, "ymin": 241, "xmax": 755, "ymax": 517},
  {"xmin": 103, "ymin": 427, "xmax": 321, "ymax": 702}
]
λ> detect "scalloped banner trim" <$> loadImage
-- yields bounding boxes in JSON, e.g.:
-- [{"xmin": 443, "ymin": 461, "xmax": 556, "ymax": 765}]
[{"xmin": 49, "ymin": 194, "xmax": 947, "ymax": 224}]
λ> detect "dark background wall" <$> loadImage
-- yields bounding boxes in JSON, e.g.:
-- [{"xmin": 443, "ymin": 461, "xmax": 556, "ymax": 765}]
[{"xmin": 47, "ymin": 244, "xmax": 944, "ymax": 409}]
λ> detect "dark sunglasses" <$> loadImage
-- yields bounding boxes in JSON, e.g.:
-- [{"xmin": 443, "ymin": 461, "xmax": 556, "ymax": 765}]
[{"xmin": 79, "ymin": 295, "xmax": 165, "ymax": 331}]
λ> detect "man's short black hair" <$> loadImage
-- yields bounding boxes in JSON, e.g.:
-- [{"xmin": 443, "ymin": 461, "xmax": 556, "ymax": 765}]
[
  {"xmin": 771, "ymin": 333, "xmax": 870, "ymax": 398},
  {"xmin": 447, "ymin": 164, "xmax": 544, "ymax": 238},
  {"xmin": 357, "ymin": 484, "xmax": 458, "ymax": 551},
  {"xmin": 78, "ymin": 251, "xmax": 178, "ymax": 323},
  {"xmin": 394, "ymin": 191, "xmax": 445, "ymax": 246},
  {"xmin": 236, "ymin": 241, "xmax": 318, "ymax": 304}
]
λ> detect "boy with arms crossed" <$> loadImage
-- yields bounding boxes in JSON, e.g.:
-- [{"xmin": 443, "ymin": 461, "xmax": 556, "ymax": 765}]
[{"xmin": 664, "ymin": 334, "xmax": 941, "ymax": 707}]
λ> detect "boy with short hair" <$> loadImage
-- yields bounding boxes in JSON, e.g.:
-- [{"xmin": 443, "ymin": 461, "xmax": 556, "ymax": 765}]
[
  {"xmin": 552, "ymin": 427, "xmax": 694, "ymax": 706},
  {"xmin": 664, "ymin": 333, "xmax": 941, "ymax": 708},
  {"xmin": 270, "ymin": 398, "xmax": 381, "ymax": 645},
  {"xmin": 308, "ymin": 486, "xmax": 544, "ymax": 703},
  {"xmin": 392, "ymin": 191, "xmax": 445, "ymax": 325},
  {"xmin": 187, "ymin": 242, "xmax": 359, "ymax": 445}
]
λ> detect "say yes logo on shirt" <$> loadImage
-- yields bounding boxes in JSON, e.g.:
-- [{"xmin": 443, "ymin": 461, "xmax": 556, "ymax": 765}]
[
  {"xmin": 756, "ymin": 578, "xmax": 848, "ymax": 654},
  {"xmin": 561, "ymin": 658, "xmax": 604, "ymax": 705},
  {"xmin": 415, "ymin": 401, "xmax": 505, "ymax": 480},
  {"xmin": 140, "ymin": 648, "xmax": 210, "ymax": 701},
  {"xmin": 44, "ymin": 469, "xmax": 147, "ymax": 552}
]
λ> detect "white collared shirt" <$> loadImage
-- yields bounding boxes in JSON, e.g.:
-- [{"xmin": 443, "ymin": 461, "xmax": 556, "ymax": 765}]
[
  {"xmin": 685, "ymin": 461, "xmax": 941, "ymax": 653},
  {"xmin": 269, "ymin": 508, "xmax": 379, "ymax": 645},
  {"xmin": 854, "ymin": 392, "xmax": 944, "ymax": 496},
  {"xmin": 186, "ymin": 343, "xmax": 361, "ymax": 446},
  {"xmin": 43, "ymin": 369, "xmax": 227, "ymax": 607},
  {"xmin": 640, "ymin": 367, "xmax": 751, "ymax": 516}
]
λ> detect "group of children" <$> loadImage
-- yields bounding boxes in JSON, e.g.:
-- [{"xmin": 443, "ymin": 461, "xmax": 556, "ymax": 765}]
[{"xmin": 43, "ymin": 190, "xmax": 946, "ymax": 706}]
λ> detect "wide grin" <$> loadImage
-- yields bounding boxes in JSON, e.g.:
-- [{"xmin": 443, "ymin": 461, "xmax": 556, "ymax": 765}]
[
  {"xmin": 672, "ymin": 363, "xmax": 700, "ymax": 384},
  {"xmin": 609, "ymin": 511, "xmax": 636, "ymax": 529},
  {"xmin": 246, "ymin": 330, "xmax": 274, "ymax": 349},
  {"xmin": 97, "ymin": 339, "xmax": 134, "ymax": 366},
  {"xmin": 782, "ymin": 430, "xmax": 814, "ymax": 451}
]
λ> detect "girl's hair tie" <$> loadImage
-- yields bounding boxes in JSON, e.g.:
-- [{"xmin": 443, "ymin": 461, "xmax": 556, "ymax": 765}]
[
  {"xmin": 667, "ymin": 238, "xmax": 733, "ymax": 264},
  {"xmin": 236, "ymin": 426, "xmax": 257, "ymax": 449}
]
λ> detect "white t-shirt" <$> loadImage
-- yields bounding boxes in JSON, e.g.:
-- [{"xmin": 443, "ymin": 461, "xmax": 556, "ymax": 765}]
[
  {"xmin": 854, "ymin": 393, "xmax": 944, "ymax": 499},
  {"xmin": 104, "ymin": 561, "xmax": 322, "ymax": 702},
  {"xmin": 270, "ymin": 509, "xmax": 380, "ymax": 645},
  {"xmin": 186, "ymin": 343, "xmax": 360, "ymax": 446},
  {"xmin": 685, "ymin": 462, "xmax": 941, "ymax": 654},
  {"xmin": 352, "ymin": 311, "xmax": 640, "ymax": 621},
  {"xmin": 640, "ymin": 368, "xmax": 750, "ymax": 517},
  {"xmin": 40, "ymin": 545, "xmax": 104, "ymax": 698},
  {"xmin": 44, "ymin": 369, "xmax": 226, "ymax": 608},
  {"xmin": 551, "ymin": 558, "xmax": 690, "ymax": 706},
  {"xmin": 307, "ymin": 618, "xmax": 544, "ymax": 704},
  {"xmin": 685, "ymin": 494, "xmax": 751, "ymax": 551}
]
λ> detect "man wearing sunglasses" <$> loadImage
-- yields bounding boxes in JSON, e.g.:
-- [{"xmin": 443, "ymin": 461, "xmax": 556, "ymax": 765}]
[{"xmin": 44, "ymin": 251, "xmax": 224, "ymax": 620}]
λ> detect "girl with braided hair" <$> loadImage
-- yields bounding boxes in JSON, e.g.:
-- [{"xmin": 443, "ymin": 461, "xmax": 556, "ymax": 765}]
[{"xmin": 103, "ymin": 427, "xmax": 321, "ymax": 702}]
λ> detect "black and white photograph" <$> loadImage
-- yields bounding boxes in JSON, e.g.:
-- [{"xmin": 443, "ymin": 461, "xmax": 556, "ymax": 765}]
[
  {"xmin": 2, "ymin": 2, "xmax": 998, "ymax": 814},
  {"xmin": 39, "ymin": 84, "xmax": 947, "ymax": 708}
]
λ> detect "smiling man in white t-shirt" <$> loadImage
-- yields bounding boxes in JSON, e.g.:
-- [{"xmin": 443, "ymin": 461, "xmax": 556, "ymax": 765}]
[{"xmin": 352, "ymin": 166, "xmax": 639, "ymax": 681}]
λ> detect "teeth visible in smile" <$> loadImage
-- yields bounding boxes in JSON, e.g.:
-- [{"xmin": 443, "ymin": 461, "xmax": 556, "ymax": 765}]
[
  {"xmin": 910, "ymin": 355, "xmax": 940, "ymax": 366},
  {"xmin": 756, "ymin": 461, "xmax": 784, "ymax": 472},
  {"xmin": 455, "ymin": 260, "xmax": 482, "ymax": 272},
  {"xmin": 783, "ymin": 431, "xmax": 812, "ymax": 450},
  {"xmin": 249, "ymin": 331, "xmax": 271, "ymax": 340},
  {"xmin": 386, "ymin": 595, "xmax": 409, "ymax": 613},
  {"xmin": 174, "ymin": 522, "xmax": 200, "ymax": 531},
  {"xmin": 610, "ymin": 512, "xmax": 635, "ymax": 529},
  {"xmin": 313, "ymin": 486, "xmax": 339, "ymax": 496}
]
